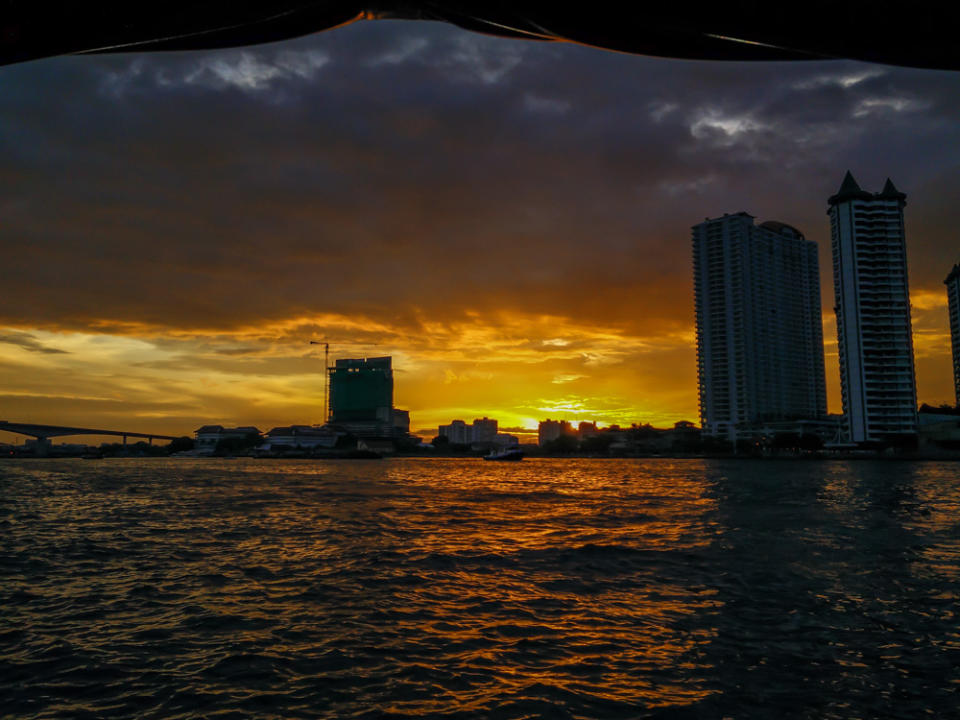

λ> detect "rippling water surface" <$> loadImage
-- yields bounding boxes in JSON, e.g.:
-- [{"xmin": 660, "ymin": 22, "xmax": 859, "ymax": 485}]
[{"xmin": 2, "ymin": 458, "xmax": 959, "ymax": 718}]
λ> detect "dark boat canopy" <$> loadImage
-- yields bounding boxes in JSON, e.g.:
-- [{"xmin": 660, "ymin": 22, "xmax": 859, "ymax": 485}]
[{"xmin": 2, "ymin": 2, "xmax": 960, "ymax": 70}]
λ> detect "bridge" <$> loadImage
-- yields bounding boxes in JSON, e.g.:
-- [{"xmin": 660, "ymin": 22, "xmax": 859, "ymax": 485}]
[{"xmin": 0, "ymin": 421, "xmax": 180, "ymax": 455}]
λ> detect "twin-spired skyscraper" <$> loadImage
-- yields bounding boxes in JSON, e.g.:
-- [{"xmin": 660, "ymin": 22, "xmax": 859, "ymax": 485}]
[
  {"xmin": 693, "ymin": 213, "xmax": 827, "ymax": 442},
  {"xmin": 694, "ymin": 172, "xmax": 920, "ymax": 445},
  {"xmin": 945, "ymin": 264, "xmax": 960, "ymax": 406},
  {"xmin": 829, "ymin": 172, "xmax": 918, "ymax": 442}
]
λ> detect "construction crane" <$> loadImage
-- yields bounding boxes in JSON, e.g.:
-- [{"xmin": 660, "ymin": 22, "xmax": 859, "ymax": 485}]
[
  {"xmin": 309, "ymin": 339, "xmax": 384, "ymax": 425},
  {"xmin": 309, "ymin": 341, "xmax": 330, "ymax": 425}
]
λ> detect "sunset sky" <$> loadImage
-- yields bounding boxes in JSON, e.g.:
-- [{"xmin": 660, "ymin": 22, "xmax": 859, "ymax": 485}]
[{"xmin": 2, "ymin": 19, "xmax": 959, "ymax": 441}]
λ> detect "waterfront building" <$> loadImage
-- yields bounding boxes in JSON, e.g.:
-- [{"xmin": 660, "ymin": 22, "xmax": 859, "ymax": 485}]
[
  {"xmin": 751, "ymin": 416, "xmax": 844, "ymax": 445},
  {"xmin": 194, "ymin": 425, "xmax": 261, "ymax": 453},
  {"xmin": 693, "ymin": 212, "xmax": 827, "ymax": 442},
  {"xmin": 329, "ymin": 356, "xmax": 393, "ymax": 424},
  {"xmin": 946, "ymin": 263, "xmax": 960, "ymax": 406},
  {"xmin": 265, "ymin": 425, "xmax": 338, "ymax": 450},
  {"xmin": 578, "ymin": 421, "xmax": 599, "ymax": 437},
  {"xmin": 472, "ymin": 417, "xmax": 498, "ymax": 443},
  {"xmin": 664, "ymin": 420, "xmax": 701, "ymax": 448},
  {"xmin": 538, "ymin": 419, "xmax": 573, "ymax": 446},
  {"xmin": 328, "ymin": 356, "xmax": 410, "ymax": 438},
  {"xmin": 918, "ymin": 406, "xmax": 960, "ymax": 450},
  {"xmin": 438, "ymin": 419, "xmax": 470, "ymax": 444},
  {"xmin": 438, "ymin": 417, "xmax": 500, "ymax": 445},
  {"xmin": 829, "ymin": 173, "xmax": 918, "ymax": 442}
]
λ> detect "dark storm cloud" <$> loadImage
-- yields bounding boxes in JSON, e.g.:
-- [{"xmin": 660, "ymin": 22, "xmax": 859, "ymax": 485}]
[
  {"xmin": 1, "ymin": 20, "xmax": 959, "ymax": 335},
  {"xmin": 0, "ymin": 331, "xmax": 68, "ymax": 354}
]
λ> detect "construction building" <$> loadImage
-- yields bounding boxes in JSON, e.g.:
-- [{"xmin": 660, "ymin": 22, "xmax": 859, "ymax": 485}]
[{"xmin": 327, "ymin": 356, "xmax": 410, "ymax": 438}]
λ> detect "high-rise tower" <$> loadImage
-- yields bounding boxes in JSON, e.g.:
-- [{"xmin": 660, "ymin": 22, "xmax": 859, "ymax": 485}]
[
  {"xmin": 328, "ymin": 356, "xmax": 394, "ymax": 424},
  {"xmin": 829, "ymin": 172, "xmax": 918, "ymax": 442},
  {"xmin": 945, "ymin": 263, "xmax": 960, "ymax": 406},
  {"xmin": 693, "ymin": 213, "xmax": 827, "ymax": 442}
]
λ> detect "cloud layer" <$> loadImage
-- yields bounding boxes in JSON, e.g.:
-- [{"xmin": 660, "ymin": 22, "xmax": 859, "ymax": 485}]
[{"xmin": 1, "ymin": 20, "xmax": 959, "ymax": 437}]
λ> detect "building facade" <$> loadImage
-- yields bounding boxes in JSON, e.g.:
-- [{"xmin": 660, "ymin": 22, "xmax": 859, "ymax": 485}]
[
  {"xmin": 946, "ymin": 263, "xmax": 960, "ymax": 406},
  {"xmin": 265, "ymin": 426, "xmax": 338, "ymax": 450},
  {"xmin": 538, "ymin": 419, "xmax": 573, "ymax": 446},
  {"xmin": 327, "ymin": 356, "xmax": 410, "ymax": 438},
  {"xmin": 329, "ymin": 357, "xmax": 393, "ymax": 424},
  {"xmin": 830, "ymin": 172, "xmax": 918, "ymax": 443},
  {"xmin": 693, "ymin": 213, "xmax": 827, "ymax": 442},
  {"xmin": 438, "ymin": 417, "xmax": 499, "ymax": 445},
  {"xmin": 438, "ymin": 419, "xmax": 470, "ymax": 444},
  {"xmin": 194, "ymin": 425, "xmax": 261, "ymax": 454},
  {"xmin": 471, "ymin": 417, "xmax": 498, "ymax": 443}
]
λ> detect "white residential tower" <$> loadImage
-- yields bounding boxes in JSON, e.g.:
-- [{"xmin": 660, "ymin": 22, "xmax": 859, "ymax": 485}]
[
  {"xmin": 945, "ymin": 263, "xmax": 960, "ymax": 406},
  {"xmin": 693, "ymin": 213, "xmax": 827, "ymax": 442},
  {"xmin": 829, "ymin": 172, "xmax": 918, "ymax": 442}
]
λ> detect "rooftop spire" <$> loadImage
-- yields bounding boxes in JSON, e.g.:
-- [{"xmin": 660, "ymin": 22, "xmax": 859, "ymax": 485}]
[
  {"xmin": 880, "ymin": 177, "xmax": 907, "ymax": 203},
  {"xmin": 828, "ymin": 170, "xmax": 872, "ymax": 205},
  {"xmin": 839, "ymin": 170, "xmax": 861, "ymax": 193}
]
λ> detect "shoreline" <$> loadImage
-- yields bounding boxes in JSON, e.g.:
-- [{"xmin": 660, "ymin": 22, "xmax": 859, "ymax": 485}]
[{"xmin": 4, "ymin": 452, "xmax": 960, "ymax": 462}]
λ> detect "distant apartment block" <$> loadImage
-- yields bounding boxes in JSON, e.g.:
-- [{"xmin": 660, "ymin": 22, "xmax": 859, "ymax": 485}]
[
  {"xmin": 693, "ymin": 212, "xmax": 827, "ymax": 442},
  {"xmin": 829, "ymin": 173, "xmax": 918, "ymax": 442},
  {"xmin": 438, "ymin": 417, "xmax": 499, "ymax": 445},
  {"xmin": 946, "ymin": 263, "xmax": 960, "ymax": 406},
  {"xmin": 538, "ymin": 419, "xmax": 574, "ymax": 446},
  {"xmin": 578, "ymin": 421, "xmax": 599, "ymax": 437},
  {"xmin": 438, "ymin": 419, "xmax": 470, "ymax": 444},
  {"xmin": 471, "ymin": 417, "xmax": 498, "ymax": 443}
]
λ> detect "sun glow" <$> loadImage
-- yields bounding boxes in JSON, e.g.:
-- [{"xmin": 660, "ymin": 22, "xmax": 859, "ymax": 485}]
[{"xmin": 0, "ymin": 310, "xmax": 701, "ymax": 441}]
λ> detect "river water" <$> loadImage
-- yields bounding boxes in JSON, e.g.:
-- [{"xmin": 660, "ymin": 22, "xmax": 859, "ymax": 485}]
[{"xmin": 1, "ymin": 458, "xmax": 958, "ymax": 718}]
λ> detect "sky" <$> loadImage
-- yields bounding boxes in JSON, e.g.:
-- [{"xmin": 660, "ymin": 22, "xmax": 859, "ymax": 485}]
[{"xmin": 1, "ymin": 19, "xmax": 959, "ymax": 441}]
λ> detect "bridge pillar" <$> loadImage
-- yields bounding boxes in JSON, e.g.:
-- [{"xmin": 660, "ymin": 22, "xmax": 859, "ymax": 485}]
[
  {"xmin": 148, "ymin": 437, "xmax": 153, "ymax": 445},
  {"xmin": 123, "ymin": 435, "xmax": 127, "ymax": 446},
  {"xmin": 35, "ymin": 436, "xmax": 50, "ymax": 457}
]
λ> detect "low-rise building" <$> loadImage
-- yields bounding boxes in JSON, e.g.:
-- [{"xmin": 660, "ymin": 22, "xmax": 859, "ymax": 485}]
[
  {"xmin": 357, "ymin": 438, "xmax": 396, "ymax": 454},
  {"xmin": 918, "ymin": 410, "xmax": 960, "ymax": 450},
  {"xmin": 264, "ymin": 425, "xmax": 338, "ymax": 450},
  {"xmin": 663, "ymin": 421, "xmax": 702, "ymax": 449},
  {"xmin": 750, "ymin": 416, "xmax": 843, "ymax": 445},
  {"xmin": 194, "ymin": 425, "xmax": 261, "ymax": 454}
]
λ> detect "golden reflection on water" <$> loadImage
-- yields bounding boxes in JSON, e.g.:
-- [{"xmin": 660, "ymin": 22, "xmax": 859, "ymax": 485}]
[
  {"xmin": 369, "ymin": 459, "xmax": 725, "ymax": 709},
  {"xmin": 139, "ymin": 458, "xmax": 727, "ymax": 710},
  {"xmin": 7, "ymin": 458, "xmax": 960, "ymax": 717},
  {"xmin": 904, "ymin": 464, "xmax": 960, "ymax": 583}
]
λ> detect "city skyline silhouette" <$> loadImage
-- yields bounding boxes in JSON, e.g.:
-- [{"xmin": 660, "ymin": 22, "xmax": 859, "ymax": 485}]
[{"xmin": 1, "ymin": 20, "xmax": 959, "ymax": 441}]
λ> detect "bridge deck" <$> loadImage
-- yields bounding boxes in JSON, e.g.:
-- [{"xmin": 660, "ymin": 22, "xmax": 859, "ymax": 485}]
[{"xmin": 0, "ymin": 421, "xmax": 178, "ymax": 441}]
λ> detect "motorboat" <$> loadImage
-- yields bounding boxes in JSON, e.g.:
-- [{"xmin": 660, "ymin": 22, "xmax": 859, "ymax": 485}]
[{"xmin": 483, "ymin": 447, "xmax": 524, "ymax": 461}]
